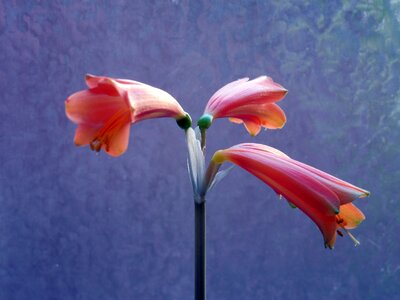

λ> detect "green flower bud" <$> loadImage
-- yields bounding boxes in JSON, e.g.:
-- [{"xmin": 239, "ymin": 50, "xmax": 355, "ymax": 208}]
[
  {"xmin": 197, "ymin": 114, "xmax": 213, "ymax": 130},
  {"xmin": 176, "ymin": 113, "xmax": 192, "ymax": 130}
]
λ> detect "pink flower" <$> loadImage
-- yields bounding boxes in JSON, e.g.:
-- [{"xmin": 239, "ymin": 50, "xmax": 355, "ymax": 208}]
[
  {"xmin": 198, "ymin": 76, "xmax": 288, "ymax": 136},
  {"xmin": 211, "ymin": 143, "xmax": 369, "ymax": 248},
  {"xmin": 65, "ymin": 74, "xmax": 189, "ymax": 157}
]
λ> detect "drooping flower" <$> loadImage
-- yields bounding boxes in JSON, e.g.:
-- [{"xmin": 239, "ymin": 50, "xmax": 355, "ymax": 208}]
[
  {"xmin": 65, "ymin": 74, "xmax": 190, "ymax": 157},
  {"xmin": 198, "ymin": 76, "xmax": 288, "ymax": 136},
  {"xmin": 211, "ymin": 143, "xmax": 369, "ymax": 248}
]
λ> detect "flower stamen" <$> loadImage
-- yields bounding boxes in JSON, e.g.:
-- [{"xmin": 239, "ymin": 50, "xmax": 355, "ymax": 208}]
[
  {"xmin": 343, "ymin": 229, "xmax": 361, "ymax": 246},
  {"xmin": 336, "ymin": 216, "xmax": 344, "ymax": 224},
  {"xmin": 336, "ymin": 216, "xmax": 361, "ymax": 246},
  {"xmin": 89, "ymin": 108, "xmax": 131, "ymax": 153}
]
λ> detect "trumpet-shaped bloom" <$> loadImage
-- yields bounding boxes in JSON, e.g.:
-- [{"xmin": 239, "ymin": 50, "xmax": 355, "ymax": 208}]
[
  {"xmin": 66, "ymin": 74, "xmax": 189, "ymax": 156},
  {"xmin": 211, "ymin": 143, "xmax": 369, "ymax": 248},
  {"xmin": 198, "ymin": 76, "xmax": 288, "ymax": 136}
]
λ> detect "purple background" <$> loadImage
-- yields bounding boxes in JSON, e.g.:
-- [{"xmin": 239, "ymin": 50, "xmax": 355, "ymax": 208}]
[{"xmin": 1, "ymin": 1, "xmax": 400, "ymax": 299}]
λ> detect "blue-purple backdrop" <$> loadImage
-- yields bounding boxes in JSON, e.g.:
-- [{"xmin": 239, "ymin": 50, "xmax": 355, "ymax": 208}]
[{"xmin": 1, "ymin": 1, "xmax": 399, "ymax": 299}]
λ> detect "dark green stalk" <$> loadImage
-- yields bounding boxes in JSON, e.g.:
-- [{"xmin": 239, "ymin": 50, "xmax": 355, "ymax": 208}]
[{"xmin": 195, "ymin": 201, "xmax": 206, "ymax": 300}]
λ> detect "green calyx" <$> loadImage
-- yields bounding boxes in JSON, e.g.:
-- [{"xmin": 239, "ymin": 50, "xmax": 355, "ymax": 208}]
[
  {"xmin": 176, "ymin": 113, "xmax": 192, "ymax": 130},
  {"xmin": 197, "ymin": 114, "xmax": 213, "ymax": 130}
]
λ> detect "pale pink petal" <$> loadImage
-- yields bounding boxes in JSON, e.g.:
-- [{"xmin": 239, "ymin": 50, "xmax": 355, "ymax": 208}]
[
  {"xmin": 205, "ymin": 76, "xmax": 287, "ymax": 117},
  {"xmin": 207, "ymin": 77, "xmax": 250, "ymax": 112},
  {"xmin": 230, "ymin": 143, "xmax": 290, "ymax": 158},
  {"xmin": 127, "ymin": 84, "xmax": 186, "ymax": 122}
]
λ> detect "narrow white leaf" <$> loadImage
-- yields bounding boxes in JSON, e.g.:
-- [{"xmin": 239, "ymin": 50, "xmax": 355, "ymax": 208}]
[{"xmin": 208, "ymin": 166, "xmax": 234, "ymax": 192}]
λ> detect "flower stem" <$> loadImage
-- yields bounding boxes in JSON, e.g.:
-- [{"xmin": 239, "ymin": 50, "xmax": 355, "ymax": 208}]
[
  {"xmin": 195, "ymin": 200, "xmax": 206, "ymax": 300},
  {"xmin": 200, "ymin": 128, "xmax": 206, "ymax": 152}
]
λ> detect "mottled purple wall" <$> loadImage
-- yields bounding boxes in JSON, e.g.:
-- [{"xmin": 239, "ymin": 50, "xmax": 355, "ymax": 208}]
[{"xmin": 1, "ymin": 1, "xmax": 399, "ymax": 299}]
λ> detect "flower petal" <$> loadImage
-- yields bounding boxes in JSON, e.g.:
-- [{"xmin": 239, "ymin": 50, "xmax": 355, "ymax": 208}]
[
  {"xmin": 103, "ymin": 122, "xmax": 131, "ymax": 157},
  {"xmin": 205, "ymin": 76, "xmax": 288, "ymax": 117},
  {"xmin": 235, "ymin": 143, "xmax": 370, "ymax": 204},
  {"xmin": 229, "ymin": 117, "xmax": 262, "ymax": 136},
  {"xmin": 276, "ymin": 158, "xmax": 370, "ymax": 204},
  {"xmin": 227, "ymin": 103, "xmax": 286, "ymax": 135},
  {"xmin": 85, "ymin": 74, "xmax": 102, "ymax": 88},
  {"xmin": 207, "ymin": 77, "xmax": 250, "ymax": 112},
  {"xmin": 259, "ymin": 103, "xmax": 287, "ymax": 129},
  {"xmin": 223, "ymin": 150, "xmax": 341, "ymax": 215},
  {"xmin": 128, "ymin": 84, "xmax": 186, "ymax": 122},
  {"xmin": 229, "ymin": 143, "xmax": 290, "ymax": 158},
  {"xmin": 65, "ymin": 90, "xmax": 127, "ymax": 125},
  {"xmin": 85, "ymin": 74, "xmax": 124, "ymax": 97},
  {"xmin": 338, "ymin": 203, "xmax": 365, "ymax": 230},
  {"xmin": 73, "ymin": 125, "xmax": 100, "ymax": 146}
]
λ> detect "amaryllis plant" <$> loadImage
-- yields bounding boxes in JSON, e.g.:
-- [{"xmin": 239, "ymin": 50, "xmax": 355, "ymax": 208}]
[{"xmin": 65, "ymin": 74, "xmax": 369, "ymax": 300}]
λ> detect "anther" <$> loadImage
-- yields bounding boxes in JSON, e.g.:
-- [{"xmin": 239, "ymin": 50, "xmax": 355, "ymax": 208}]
[{"xmin": 344, "ymin": 229, "xmax": 360, "ymax": 246}]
